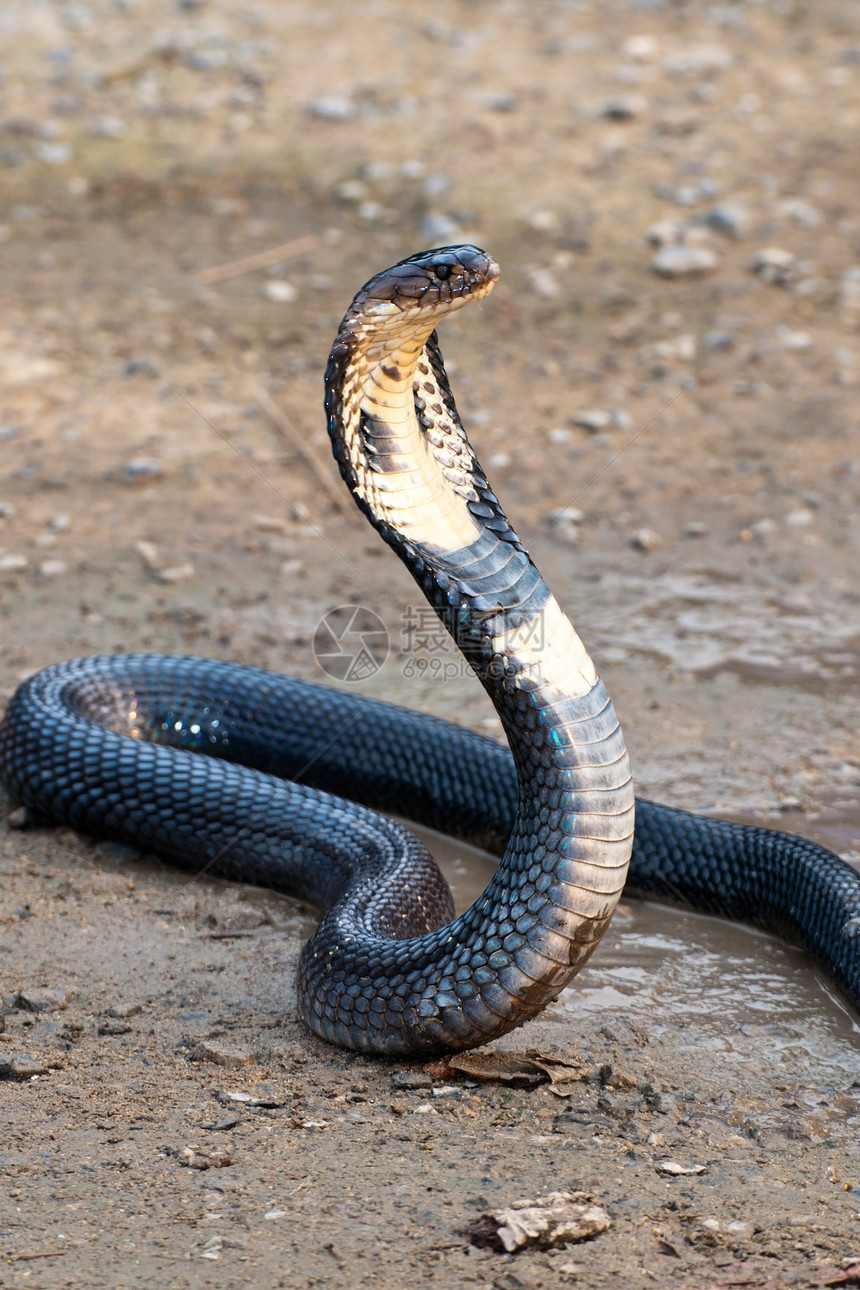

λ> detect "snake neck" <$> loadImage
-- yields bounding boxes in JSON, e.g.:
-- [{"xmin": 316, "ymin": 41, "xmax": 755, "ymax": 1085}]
[{"xmin": 326, "ymin": 319, "xmax": 603, "ymax": 759}]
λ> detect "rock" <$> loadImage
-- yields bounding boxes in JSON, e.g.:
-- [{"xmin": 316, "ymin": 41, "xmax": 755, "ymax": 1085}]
[
  {"xmin": 664, "ymin": 44, "xmax": 732, "ymax": 77},
  {"xmin": 703, "ymin": 329, "xmax": 734, "ymax": 350},
  {"xmin": 632, "ymin": 528, "xmax": 661, "ymax": 552},
  {"xmin": 784, "ymin": 508, "xmax": 814, "ymax": 527},
  {"xmin": 683, "ymin": 521, "xmax": 709, "ymax": 537},
  {"xmin": 122, "ymin": 356, "xmax": 158, "ymax": 377},
  {"xmin": 623, "ymin": 34, "xmax": 659, "ymax": 62},
  {"xmin": 262, "ymin": 280, "xmax": 297, "ymax": 303},
  {"xmin": 92, "ymin": 115, "xmax": 125, "ymax": 138},
  {"xmin": 652, "ymin": 245, "xmax": 718, "ymax": 278},
  {"xmin": 777, "ymin": 197, "xmax": 822, "ymax": 228},
  {"xmin": 484, "ymin": 92, "xmax": 519, "ymax": 111},
  {"xmin": 125, "ymin": 457, "xmax": 163, "ymax": 481},
  {"xmin": 674, "ymin": 179, "xmax": 717, "ymax": 206},
  {"xmin": 572, "ymin": 409, "xmax": 610, "ymax": 432},
  {"xmin": 189, "ymin": 1039, "xmax": 255, "ymax": 1067},
  {"xmin": 0, "ymin": 1053, "xmax": 49, "ymax": 1080},
  {"xmin": 39, "ymin": 559, "xmax": 68, "ymax": 577},
  {"xmin": 525, "ymin": 266, "xmax": 560, "ymax": 298},
  {"xmin": 421, "ymin": 211, "xmax": 460, "ymax": 242},
  {"xmin": 16, "ymin": 987, "xmax": 71, "ymax": 1013},
  {"xmin": 839, "ymin": 266, "xmax": 860, "ymax": 317},
  {"xmin": 180, "ymin": 1145, "xmax": 234, "ymax": 1170},
  {"xmin": 750, "ymin": 247, "xmax": 797, "ymax": 284},
  {"xmin": 306, "ymin": 97, "xmax": 355, "ymax": 121},
  {"xmin": 548, "ymin": 507, "xmax": 585, "ymax": 545},
  {"xmin": 647, "ymin": 219, "xmax": 687, "ymax": 246},
  {"xmin": 0, "ymin": 554, "xmax": 28, "ymax": 571},
  {"xmin": 706, "ymin": 202, "xmax": 750, "ymax": 238},
  {"xmin": 774, "ymin": 325, "xmax": 812, "ymax": 351},
  {"xmin": 33, "ymin": 141, "xmax": 72, "ymax": 165},
  {"xmin": 548, "ymin": 427, "xmax": 571, "ymax": 445},
  {"xmin": 391, "ymin": 1069, "xmax": 433, "ymax": 1091},
  {"xmin": 600, "ymin": 95, "xmax": 647, "ymax": 120},
  {"xmin": 333, "ymin": 179, "xmax": 366, "ymax": 204},
  {"xmin": 655, "ymin": 1159, "xmax": 706, "ymax": 1176}
]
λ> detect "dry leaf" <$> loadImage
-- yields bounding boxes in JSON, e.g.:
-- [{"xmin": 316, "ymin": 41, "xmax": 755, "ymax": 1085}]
[{"xmin": 468, "ymin": 1191, "xmax": 611, "ymax": 1253}]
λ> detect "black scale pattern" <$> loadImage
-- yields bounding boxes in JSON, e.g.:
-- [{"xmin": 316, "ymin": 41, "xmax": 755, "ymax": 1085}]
[{"xmin": 1, "ymin": 657, "xmax": 857, "ymax": 1031}]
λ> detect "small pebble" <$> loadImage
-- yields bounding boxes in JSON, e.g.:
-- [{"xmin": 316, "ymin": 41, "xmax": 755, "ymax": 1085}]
[
  {"xmin": 92, "ymin": 115, "xmax": 125, "ymax": 138},
  {"xmin": 652, "ymin": 245, "xmax": 718, "ymax": 278},
  {"xmin": 421, "ymin": 212, "xmax": 460, "ymax": 242},
  {"xmin": 775, "ymin": 326, "xmax": 812, "ymax": 351},
  {"xmin": 486, "ymin": 92, "xmax": 519, "ymax": 112},
  {"xmin": 600, "ymin": 95, "xmax": 647, "ymax": 120},
  {"xmin": 157, "ymin": 562, "xmax": 195, "ymax": 583},
  {"xmin": 572, "ymin": 409, "xmax": 610, "ymax": 432},
  {"xmin": 750, "ymin": 247, "xmax": 796, "ymax": 284},
  {"xmin": 39, "ymin": 559, "xmax": 68, "ymax": 577},
  {"xmin": 391, "ymin": 1069, "xmax": 433, "ymax": 1090},
  {"xmin": 334, "ymin": 179, "xmax": 366, "ymax": 204},
  {"xmin": 647, "ymin": 219, "xmax": 687, "ymax": 247},
  {"xmin": 189, "ymin": 1039, "xmax": 255, "ymax": 1067},
  {"xmin": 0, "ymin": 1053, "xmax": 48, "ymax": 1080},
  {"xmin": 262, "ymin": 280, "xmax": 297, "ymax": 303},
  {"xmin": 663, "ymin": 44, "xmax": 732, "ymax": 77},
  {"xmin": 777, "ymin": 197, "xmax": 822, "ymax": 228},
  {"xmin": 123, "ymin": 356, "xmax": 158, "ymax": 377},
  {"xmin": 526, "ymin": 267, "xmax": 560, "ymax": 299},
  {"xmin": 683, "ymin": 521, "xmax": 709, "ymax": 537},
  {"xmin": 632, "ymin": 528, "xmax": 661, "ymax": 552},
  {"xmin": 0, "ymin": 554, "xmax": 28, "ymax": 571},
  {"xmin": 703, "ymin": 330, "xmax": 734, "ymax": 350},
  {"xmin": 16, "ymin": 987, "xmax": 70, "ymax": 1013},
  {"xmin": 33, "ymin": 141, "xmax": 72, "ymax": 165},
  {"xmin": 784, "ymin": 508, "xmax": 814, "ymax": 528},
  {"xmin": 548, "ymin": 508, "xmax": 585, "ymax": 546},
  {"xmin": 706, "ymin": 202, "xmax": 750, "ymax": 238},
  {"xmin": 838, "ymin": 266, "xmax": 860, "ymax": 315},
  {"xmin": 125, "ymin": 457, "xmax": 163, "ymax": 481},
  {"xmin": 623, "ymin": 34, "xmax": 659, "ymax": 62},
  {"xmin": 307, "ymin": 96, "xmax": 357, "ymax": 121}
]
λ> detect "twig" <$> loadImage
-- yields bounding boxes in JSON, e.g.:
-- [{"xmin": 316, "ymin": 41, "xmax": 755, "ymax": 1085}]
[
  {"xmin": 197, "ymin": 234, "xmax": 319, "ymax": 285},
  {"xmin": 253, "ymin": 385, "xmax": 346, "ymax": 513},
  {"xmin": 7, "ymin": 1250, "xmax": 68, "ymax": 1263}
]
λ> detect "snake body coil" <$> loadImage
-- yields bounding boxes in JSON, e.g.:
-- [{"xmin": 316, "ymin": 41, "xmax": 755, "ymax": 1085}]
[{"xmin": 0, "ymin": 246, "xmax": 858, "ymax": 1053}]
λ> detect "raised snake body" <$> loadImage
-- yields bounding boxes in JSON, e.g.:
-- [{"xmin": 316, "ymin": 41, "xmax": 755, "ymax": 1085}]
[{"xmin": 0, "ymin": 246, "xmax": 858, "ymax": 1054}]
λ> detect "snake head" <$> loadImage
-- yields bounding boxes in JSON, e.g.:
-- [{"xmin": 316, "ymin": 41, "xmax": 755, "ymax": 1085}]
[{"xmin": 337, "ymin": 245, "xmax": 500, "ymax": 339}]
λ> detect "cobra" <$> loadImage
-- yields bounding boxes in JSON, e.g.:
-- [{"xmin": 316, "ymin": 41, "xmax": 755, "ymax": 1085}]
[{"xmin": 0, "ymin": 246, "xmax": 857, "ymax": 1056}]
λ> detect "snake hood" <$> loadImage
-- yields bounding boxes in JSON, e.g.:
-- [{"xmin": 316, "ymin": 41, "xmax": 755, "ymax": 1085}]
[{"xmin": 324, "ymin": 246, "xmax": 515, "ymax": 559}]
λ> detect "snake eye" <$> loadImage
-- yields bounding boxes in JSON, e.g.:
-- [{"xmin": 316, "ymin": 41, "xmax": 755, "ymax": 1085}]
[{"xmin": 433, "ymin": 263, "xmax": 452, "ymax": 281}]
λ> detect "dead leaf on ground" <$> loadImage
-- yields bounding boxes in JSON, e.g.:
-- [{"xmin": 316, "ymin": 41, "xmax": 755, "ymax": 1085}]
[
  {"xmin": 467, "ymin": 1190, "xmax": 611, "ymax": 1253},
  {"xmin": 448, "ymin": 1048, "xmax": 587, "ymax": 1093}
]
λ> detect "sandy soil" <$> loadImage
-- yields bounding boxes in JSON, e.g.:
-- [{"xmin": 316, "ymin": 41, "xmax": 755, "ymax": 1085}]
[{"xmin": 1, "ymin": 1, "xmax": 860, "ymax": 1286}]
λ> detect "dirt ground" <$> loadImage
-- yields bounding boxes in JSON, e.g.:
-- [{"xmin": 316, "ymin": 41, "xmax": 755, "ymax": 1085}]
[{"xmin": 1, "ymin": 1, "xmax": 860, "ymax": 1286}]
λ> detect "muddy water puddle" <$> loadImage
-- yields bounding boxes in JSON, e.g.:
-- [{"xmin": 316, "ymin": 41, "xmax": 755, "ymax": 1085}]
[
  {"xmin": 575, "ymin": 570, "xmax": 860, "ymax": 690},
  {"xmin": 413, "ymin": 825, "xmax": 860, "ymax": 1095}
]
